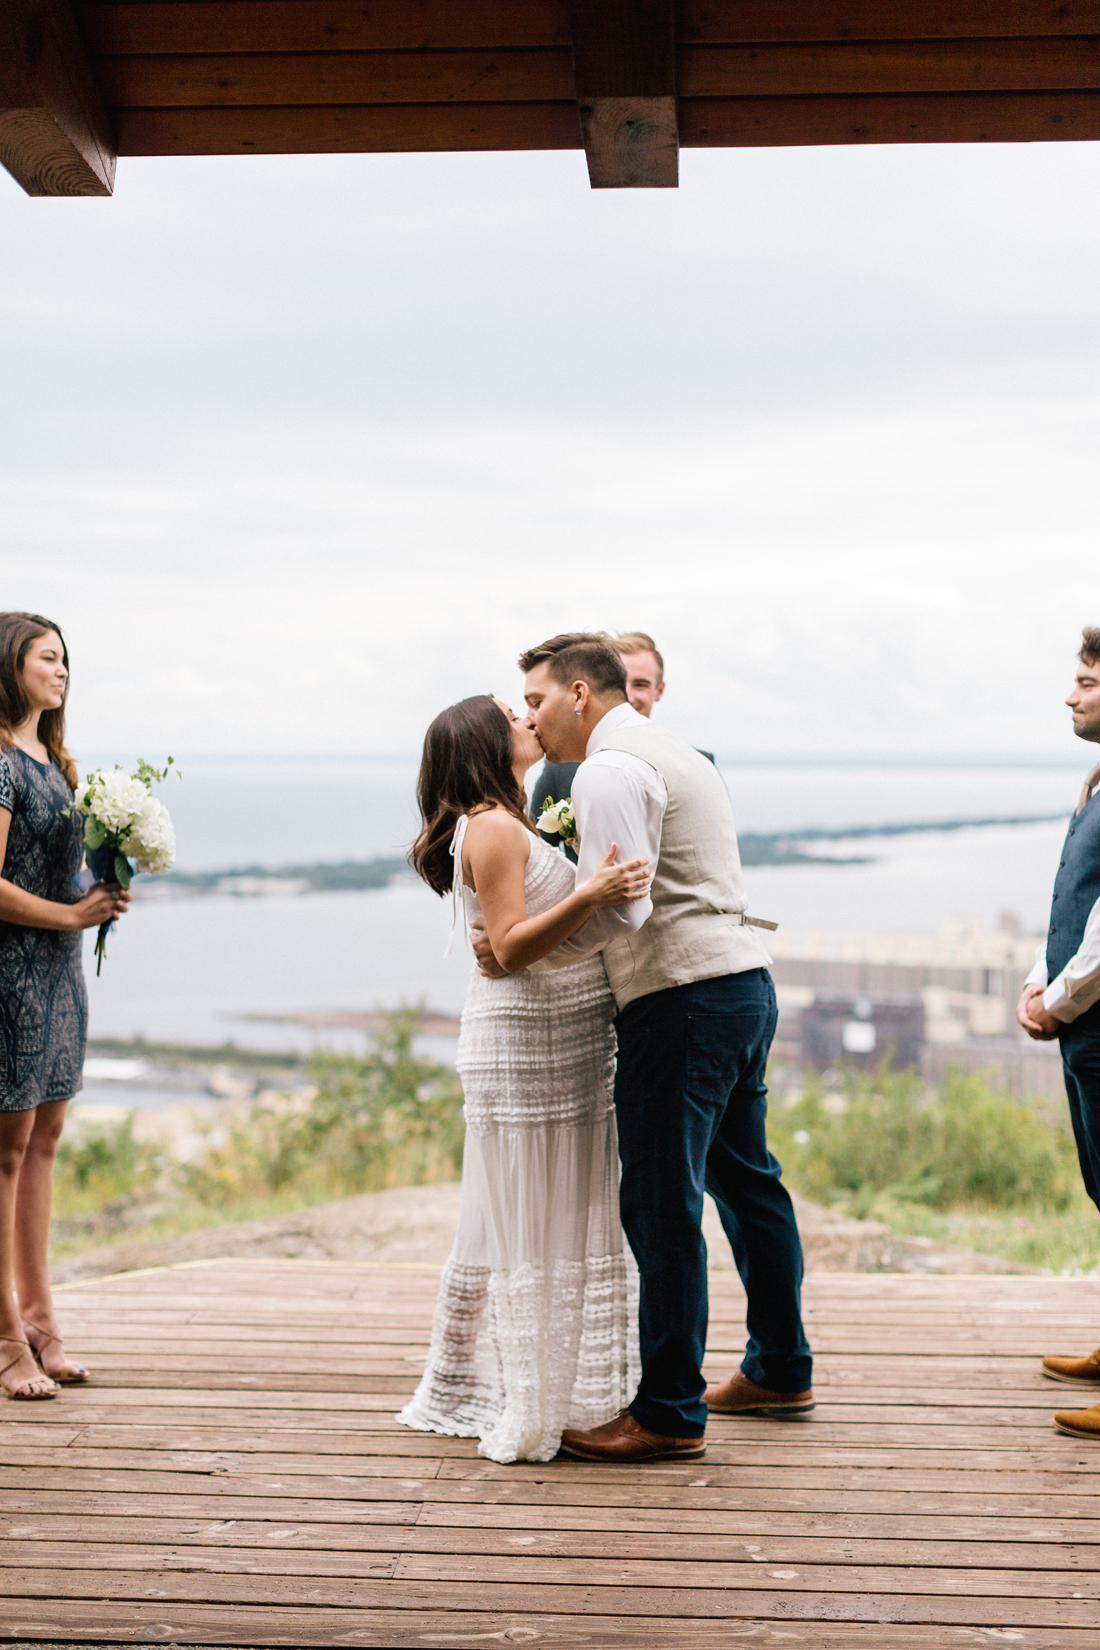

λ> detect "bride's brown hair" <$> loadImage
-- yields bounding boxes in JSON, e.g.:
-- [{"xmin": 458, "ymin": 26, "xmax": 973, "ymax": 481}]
[
  {"xmin": 0, "ymin": 612, "xmax": 78, "ymax": 790},
  {"xmin": 411, "ymin": 695, "xmax": 535, "ymax": 895}
]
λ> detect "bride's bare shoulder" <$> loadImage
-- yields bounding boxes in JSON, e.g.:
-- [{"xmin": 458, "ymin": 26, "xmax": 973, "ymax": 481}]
[{"xmin": 465, "ymin": 805, "xmax": 531, "ymax": 846}]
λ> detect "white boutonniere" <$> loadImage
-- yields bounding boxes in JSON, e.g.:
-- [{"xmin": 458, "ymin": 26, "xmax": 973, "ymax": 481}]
[{"xmin": 537, "ymin": 795, "xmax": 578, "ymax": 849}]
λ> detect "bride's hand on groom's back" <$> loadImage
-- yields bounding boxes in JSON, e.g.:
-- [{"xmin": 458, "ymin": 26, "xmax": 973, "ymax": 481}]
[{"xmin": 583, "ymin": 845, "xmax": 652, "ymax": 911}]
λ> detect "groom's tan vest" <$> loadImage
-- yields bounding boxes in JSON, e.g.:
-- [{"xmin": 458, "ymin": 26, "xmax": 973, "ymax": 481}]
[{"xmin": 596, "ymin": 722, "xmax": 771, "ymax": 1010}]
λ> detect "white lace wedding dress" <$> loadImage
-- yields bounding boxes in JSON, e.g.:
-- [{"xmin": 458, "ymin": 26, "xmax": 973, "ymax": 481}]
[{"xmin": 397, "ymin": 818, "xmax": 638, "ymax": 1463}]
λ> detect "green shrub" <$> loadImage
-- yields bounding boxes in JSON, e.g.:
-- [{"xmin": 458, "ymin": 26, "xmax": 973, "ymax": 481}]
[
  {"xmin": 54, "ymin": 1115, "xmax": 165, "ymax": 1216},
  {"xmin": 178, "ymin": 1007, "xmax": 465, "ymax": 1211},
  {"xmin": 768, "ymin": 1064, "xmax": 1082, "ymax": 1217}
]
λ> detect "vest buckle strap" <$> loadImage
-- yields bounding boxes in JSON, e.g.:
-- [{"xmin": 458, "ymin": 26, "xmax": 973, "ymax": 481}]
[{"xmin": 737, "ymin": 912, "xmax": 778, "ymax": 932}]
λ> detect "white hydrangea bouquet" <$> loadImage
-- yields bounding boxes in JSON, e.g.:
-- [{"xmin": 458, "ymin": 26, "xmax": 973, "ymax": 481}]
[
  {"xmin": 537, "ymin": 794, "xmax": 578, "ymax": 850},
  {"xmin": 70, "ymin": 757, "xmax": 177, "ymax": 974}
]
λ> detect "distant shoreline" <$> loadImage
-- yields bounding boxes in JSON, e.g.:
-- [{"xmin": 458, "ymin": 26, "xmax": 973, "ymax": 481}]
[{"xmin": 133, "ymin": 810, "xmax": 1068, "ymax": 895}]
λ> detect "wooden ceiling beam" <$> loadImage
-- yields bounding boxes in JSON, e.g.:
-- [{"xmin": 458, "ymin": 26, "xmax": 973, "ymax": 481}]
[
  {"xmin": 81, "ymin": 1, "xmax": 572, "ymax": 56},
  {"xmin": 117, "ymin": 101, "xmax": 582, "ymax": 158},
  {"xmin": 1, "ymin": 0, "xmax": 115, "ymax": 195},
  {"xmin": 680, "ymin": 0, "xmax": 1100, "ymax": 44},
  {"xmin": 679, "ymin": 39, "xmax": 1100, "ymax": 99},
  {"xmin": 98, "ymin": 50, "xmax": 576, "ymax": 109},
  {"xmin": 568, "ymin": 0, "xmax": 678, "ymax": 187},
  {"xmin": 681, "ymin": 88, "xmax": 1100, "ymax": 145}
]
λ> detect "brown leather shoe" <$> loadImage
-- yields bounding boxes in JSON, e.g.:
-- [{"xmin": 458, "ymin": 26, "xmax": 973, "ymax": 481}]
[
  {"xmin": 1043, "ymin": 1346, "xmax": 1100, "ymax": 1385},
  {"xmin": 559, "ymin": 1411, "xmax": 705, "ymax": 1463},
  {"xmin": 706, "ymin": 1370, "xmax": 815, "ymax": 1418},
  {"xmin": 1054, "ymin": 1402, "xmax": 1100, "ymax": 1439}
]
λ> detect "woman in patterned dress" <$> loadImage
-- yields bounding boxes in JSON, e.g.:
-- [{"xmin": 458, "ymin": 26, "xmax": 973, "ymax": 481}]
[
  {"xmin": 398, "ymin": 695, "xmax": 649, "ymax": 1462},
  {"xmin": 0, "ymin": 614, "xmax": 130, "ymax": 1399}
]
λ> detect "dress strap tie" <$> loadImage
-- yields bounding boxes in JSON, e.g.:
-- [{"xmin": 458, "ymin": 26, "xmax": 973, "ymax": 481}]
[{"xmin": 445, "ymin": 815, "xmax": 471, "ymax": 957}]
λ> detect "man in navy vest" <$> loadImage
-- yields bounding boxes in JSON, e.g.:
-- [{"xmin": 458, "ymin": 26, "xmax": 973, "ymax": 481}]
[{"xmin": 1016, "ymin": 627, "xmax": 1100, "ymax": 1439}]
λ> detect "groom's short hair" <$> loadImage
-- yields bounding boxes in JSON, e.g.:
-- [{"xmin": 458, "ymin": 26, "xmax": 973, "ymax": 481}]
[{"xmin": 518, "ymin": 632, "xmax": 628, "ymax": 698}]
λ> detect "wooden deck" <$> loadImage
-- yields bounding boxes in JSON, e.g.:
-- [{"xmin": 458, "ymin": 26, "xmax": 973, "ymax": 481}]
[{"xmin": 1, "ymin": 1261, "xmax": 1099, "ymax": 1647}]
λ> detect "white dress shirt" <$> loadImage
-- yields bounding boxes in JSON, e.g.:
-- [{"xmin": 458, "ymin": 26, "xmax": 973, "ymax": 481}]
[
  {"xmin": 1025, "ymin": 898, "xmax": 1100, "ymax": 1023},
  {"xmin": 533, "ymin": 703, "xmax": 666, "ymax": 967}
]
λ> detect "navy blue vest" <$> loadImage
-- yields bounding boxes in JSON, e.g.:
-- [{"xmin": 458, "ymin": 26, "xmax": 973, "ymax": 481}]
[{"xmin": 1047, "ymin": 790, "xmax": 1100, "ymax": 1033}]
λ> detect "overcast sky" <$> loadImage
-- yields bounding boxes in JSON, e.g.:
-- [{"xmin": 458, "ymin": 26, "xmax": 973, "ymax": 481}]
[{"xmin": 2, "ymin": 140, "xmax": 1099, "ymax": 765}]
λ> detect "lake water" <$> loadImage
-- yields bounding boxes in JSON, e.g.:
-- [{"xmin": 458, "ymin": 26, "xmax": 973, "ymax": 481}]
[{"xmin": 79, "ymin": 759, "xmax": 1087, "ymax": 1055}]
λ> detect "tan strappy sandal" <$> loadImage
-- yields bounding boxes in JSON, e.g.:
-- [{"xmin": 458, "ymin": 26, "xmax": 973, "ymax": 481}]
[
  {"xmin": 22, "ymin": 1320, "xmax": 88, "ymax": 1385},
  {"xmin": 0, "ymin": 1336, "xmax": 59, "ymax": 1400}
]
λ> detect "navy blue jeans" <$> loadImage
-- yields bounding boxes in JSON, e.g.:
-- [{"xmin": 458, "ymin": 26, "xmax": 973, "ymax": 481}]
[
  {"xmin": 613, "ymin": 968, "xmax": 812, "ymax": 1439},
  {"xmin": 1061, "ymin": 1025, "xmax": 1100, "ymax": 1212}
]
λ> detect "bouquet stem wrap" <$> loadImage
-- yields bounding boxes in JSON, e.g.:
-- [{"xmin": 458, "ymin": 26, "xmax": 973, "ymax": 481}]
[{"xmin": 84, "ymin": 844, "xmax": 133, "ymax": 977}]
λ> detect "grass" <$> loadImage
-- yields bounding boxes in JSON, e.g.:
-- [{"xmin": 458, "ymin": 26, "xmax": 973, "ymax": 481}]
[
  {"xmin": 767, "ymin": 1063, "xmax": 1100, "ymax": 1273},
  {"xmin": 53, "ymin": 1026, "xmax": 1100, "ymax": 1274},
  {"xmin": 50, "ymin": 1009, "xmax": 463, "ymax": 1259}
]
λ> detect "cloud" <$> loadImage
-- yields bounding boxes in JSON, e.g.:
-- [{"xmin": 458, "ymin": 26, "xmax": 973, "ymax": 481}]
[{"xmin": 2, "ymin": 143, "xmax": 1099, "ymax": 760}]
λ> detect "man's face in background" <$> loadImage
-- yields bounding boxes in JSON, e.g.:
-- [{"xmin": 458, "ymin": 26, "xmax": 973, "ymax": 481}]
[
  {"xmin": 619, "ymin": 651, "xmax": 666, "ymax": 719},
  {"xmin": 1067, "ymin": 656, "xmax": 1100, "ymax": 744}
]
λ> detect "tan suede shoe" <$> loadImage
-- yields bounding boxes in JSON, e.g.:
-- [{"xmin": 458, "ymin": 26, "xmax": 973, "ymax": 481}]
[
  {"xmin": 706, "ymin": 1370, "xmax": 815, "ymax": 1417},
  {"xmin": 1054, "ymin": 1402, "xmax": 1100, "ymax": 1439},
  {"xmin": 559, "ymin": 1411, "xmax": 705, "ymax": 1463},
  {"xmin": 1042, "ymin": 1346, "xmax": 1100, "ymax": 1385}
]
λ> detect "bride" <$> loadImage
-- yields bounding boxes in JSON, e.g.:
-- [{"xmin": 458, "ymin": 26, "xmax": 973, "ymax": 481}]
[{"xmin": 397, "ymin": 693, "xmax": 649, "ymax": 1462}]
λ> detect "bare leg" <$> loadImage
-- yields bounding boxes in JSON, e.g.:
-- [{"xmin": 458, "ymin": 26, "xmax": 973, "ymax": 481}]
[
  {"xmin": 0, "ymin": 1110, "xmax": 55, "ymax": 1397},
  {"xmin": 15, "ymin": 1100, "xmax": 86, "ymax": 1382}
]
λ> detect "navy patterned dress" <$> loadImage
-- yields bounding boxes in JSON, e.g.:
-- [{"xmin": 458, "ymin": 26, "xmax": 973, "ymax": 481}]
[{"xmin": 0, "ymin": 747, "xmax": 87, "ymax": 1111}]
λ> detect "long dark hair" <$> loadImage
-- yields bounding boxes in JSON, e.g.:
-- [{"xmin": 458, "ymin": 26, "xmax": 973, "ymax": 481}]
[
  {"xmin": 0, "ymin": 612, "xmax": 77, "ymax": 789},
  {"xmin": 411, "ymin": 694, "xmax": 534, "ymax": 895}
]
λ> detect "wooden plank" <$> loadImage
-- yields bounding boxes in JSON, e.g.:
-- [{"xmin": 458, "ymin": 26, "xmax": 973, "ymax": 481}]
[
  {"xmin": 97, "ymin": 48, "xmax": 576, "ymax": 107},
  {"xmin": 42, "ymin": 1417, "xmax": 1083, "ymax": 1451},
  {"xmin": 81, "ymin": 0, "xmax": 573, "ymax": 54},
  {"xmin": 10, "ymin": 1433, "xmax": 1100, "ymax": 1475},
  {"xmin": 0, "ymin": 1597, "xmax": 929, "ymax": 1650},
  {"xmin": 6, "ymin": 1521, "xmax": 1100, "ymax": 1569},
  {"xmin": 392, "ymin": 1550, "xmax": 1100, "ymax": 1597},
  {"xmin": 3, "ymin": 1538, "xmax": 1100, "ymax": 1600},
  {"xmin": 5, "ymin": 1465, "xmax": 1100, "ymax": 1518},
  {"xmin": 569, "ymin": 0, "xmax": 678, "ymax": 185},
  {"xmin": 0, "ymin": 0, "xmax": 116, "ymax": 194},
  {"xmin": 680, "ymin": 0, "xmax": 1100, "ymax": 43},
  {"xmin": 683, "ymin": 88, "xmax": 1100, "ymax": 147},
  {"xmin": 116, "ymin": 101, "xmax": 583, "ymax": 156},
  {"xmin": 5, "ymin": 1567, "xmax": 1100, "ymax": 1624},
  {"xmin": 8, "ymin": 1531, "xmax": 1100, "ymax": 1597},
  {"xmin": 418, "ymin": 1502, "xmax": 1100, "ymax": 1542}
]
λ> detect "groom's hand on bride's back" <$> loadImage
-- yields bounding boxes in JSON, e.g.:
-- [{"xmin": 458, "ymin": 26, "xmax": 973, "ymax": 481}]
[{"xmin": 471, "ymin": 919, "xmax": 510, "ymax": 978}]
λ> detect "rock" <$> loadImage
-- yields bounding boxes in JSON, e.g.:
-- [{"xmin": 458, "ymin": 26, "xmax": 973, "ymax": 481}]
[{"xmin": 51, "ymin": 1180, "xmax": 1034, "ymax": 1284}]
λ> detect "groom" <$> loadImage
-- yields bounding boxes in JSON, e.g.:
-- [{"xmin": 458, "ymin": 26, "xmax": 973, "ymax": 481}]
[{"xmin": 477, "ymin": 632, "xmax": 812, "ymax": 1462}]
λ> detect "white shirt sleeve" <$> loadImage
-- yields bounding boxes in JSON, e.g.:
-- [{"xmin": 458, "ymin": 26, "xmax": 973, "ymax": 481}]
[
  {"xmin": 1025, "ymin": 942, "xmax": 1048, "ymax": 991},
  {"xmin": 1043, "ymin": 893, "xmax": 1100, "ymax": 1022},
  {"xmin": 528, "ymin": 751, "xmax": 665, "ymax": 969}
]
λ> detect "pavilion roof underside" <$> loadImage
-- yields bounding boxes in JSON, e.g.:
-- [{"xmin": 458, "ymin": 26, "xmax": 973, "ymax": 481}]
[{"xmin": 80, "ymin": 0, "xmax": 1100, "ymax": 158}]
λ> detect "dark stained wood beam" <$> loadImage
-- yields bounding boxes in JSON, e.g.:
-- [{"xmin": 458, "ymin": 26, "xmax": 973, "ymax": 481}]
[
  {"xmin": 678, "ymin": 39, "xmax": 1100, "ymax": 98},
  {"xmin": 81, "ymin": 1, "xmax": 572, "ymax": 56},
  {"xmin": 1, "ymin": 0, "xmax": 115, "ymax": 195},
  {"xmin": 117, "ymin": 101, "xmax": 582, "ymax": 158},
  {"xmin": 681, "ymin": 89, "xmax": 1100, "ymax": 146},
  {"xmin": 97, "ymin": 50, "xmax": 576, "ymax": 109},
  {"xmin": 680, "ymin": 0, "xmax": 1100, "ymax": 42},
  {"xmin": 568, "ymin": 0, "xmax": 678, "ymax": 187}
]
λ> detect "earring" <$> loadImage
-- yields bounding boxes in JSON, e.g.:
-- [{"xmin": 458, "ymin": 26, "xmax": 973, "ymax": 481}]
[{"xmin": 575, "ymin": 708, "xmax": 582, "ymax": 716}]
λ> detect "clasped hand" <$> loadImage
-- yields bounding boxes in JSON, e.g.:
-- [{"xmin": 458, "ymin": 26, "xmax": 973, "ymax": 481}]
[{"xmin": 1015, "ymin": 984, "xmax": 1060, "ymax": 1041}]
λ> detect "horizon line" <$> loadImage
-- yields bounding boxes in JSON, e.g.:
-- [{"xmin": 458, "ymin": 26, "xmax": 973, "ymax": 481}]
[{"xmin": 73, "ymin": 749, "xmax": 1093, "ymax": 770}]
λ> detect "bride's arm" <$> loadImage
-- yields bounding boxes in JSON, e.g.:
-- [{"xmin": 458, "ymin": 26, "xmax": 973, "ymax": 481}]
[{"xmin": 465, "ymin": 811, "xmax": 649, "ymax": 974}]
